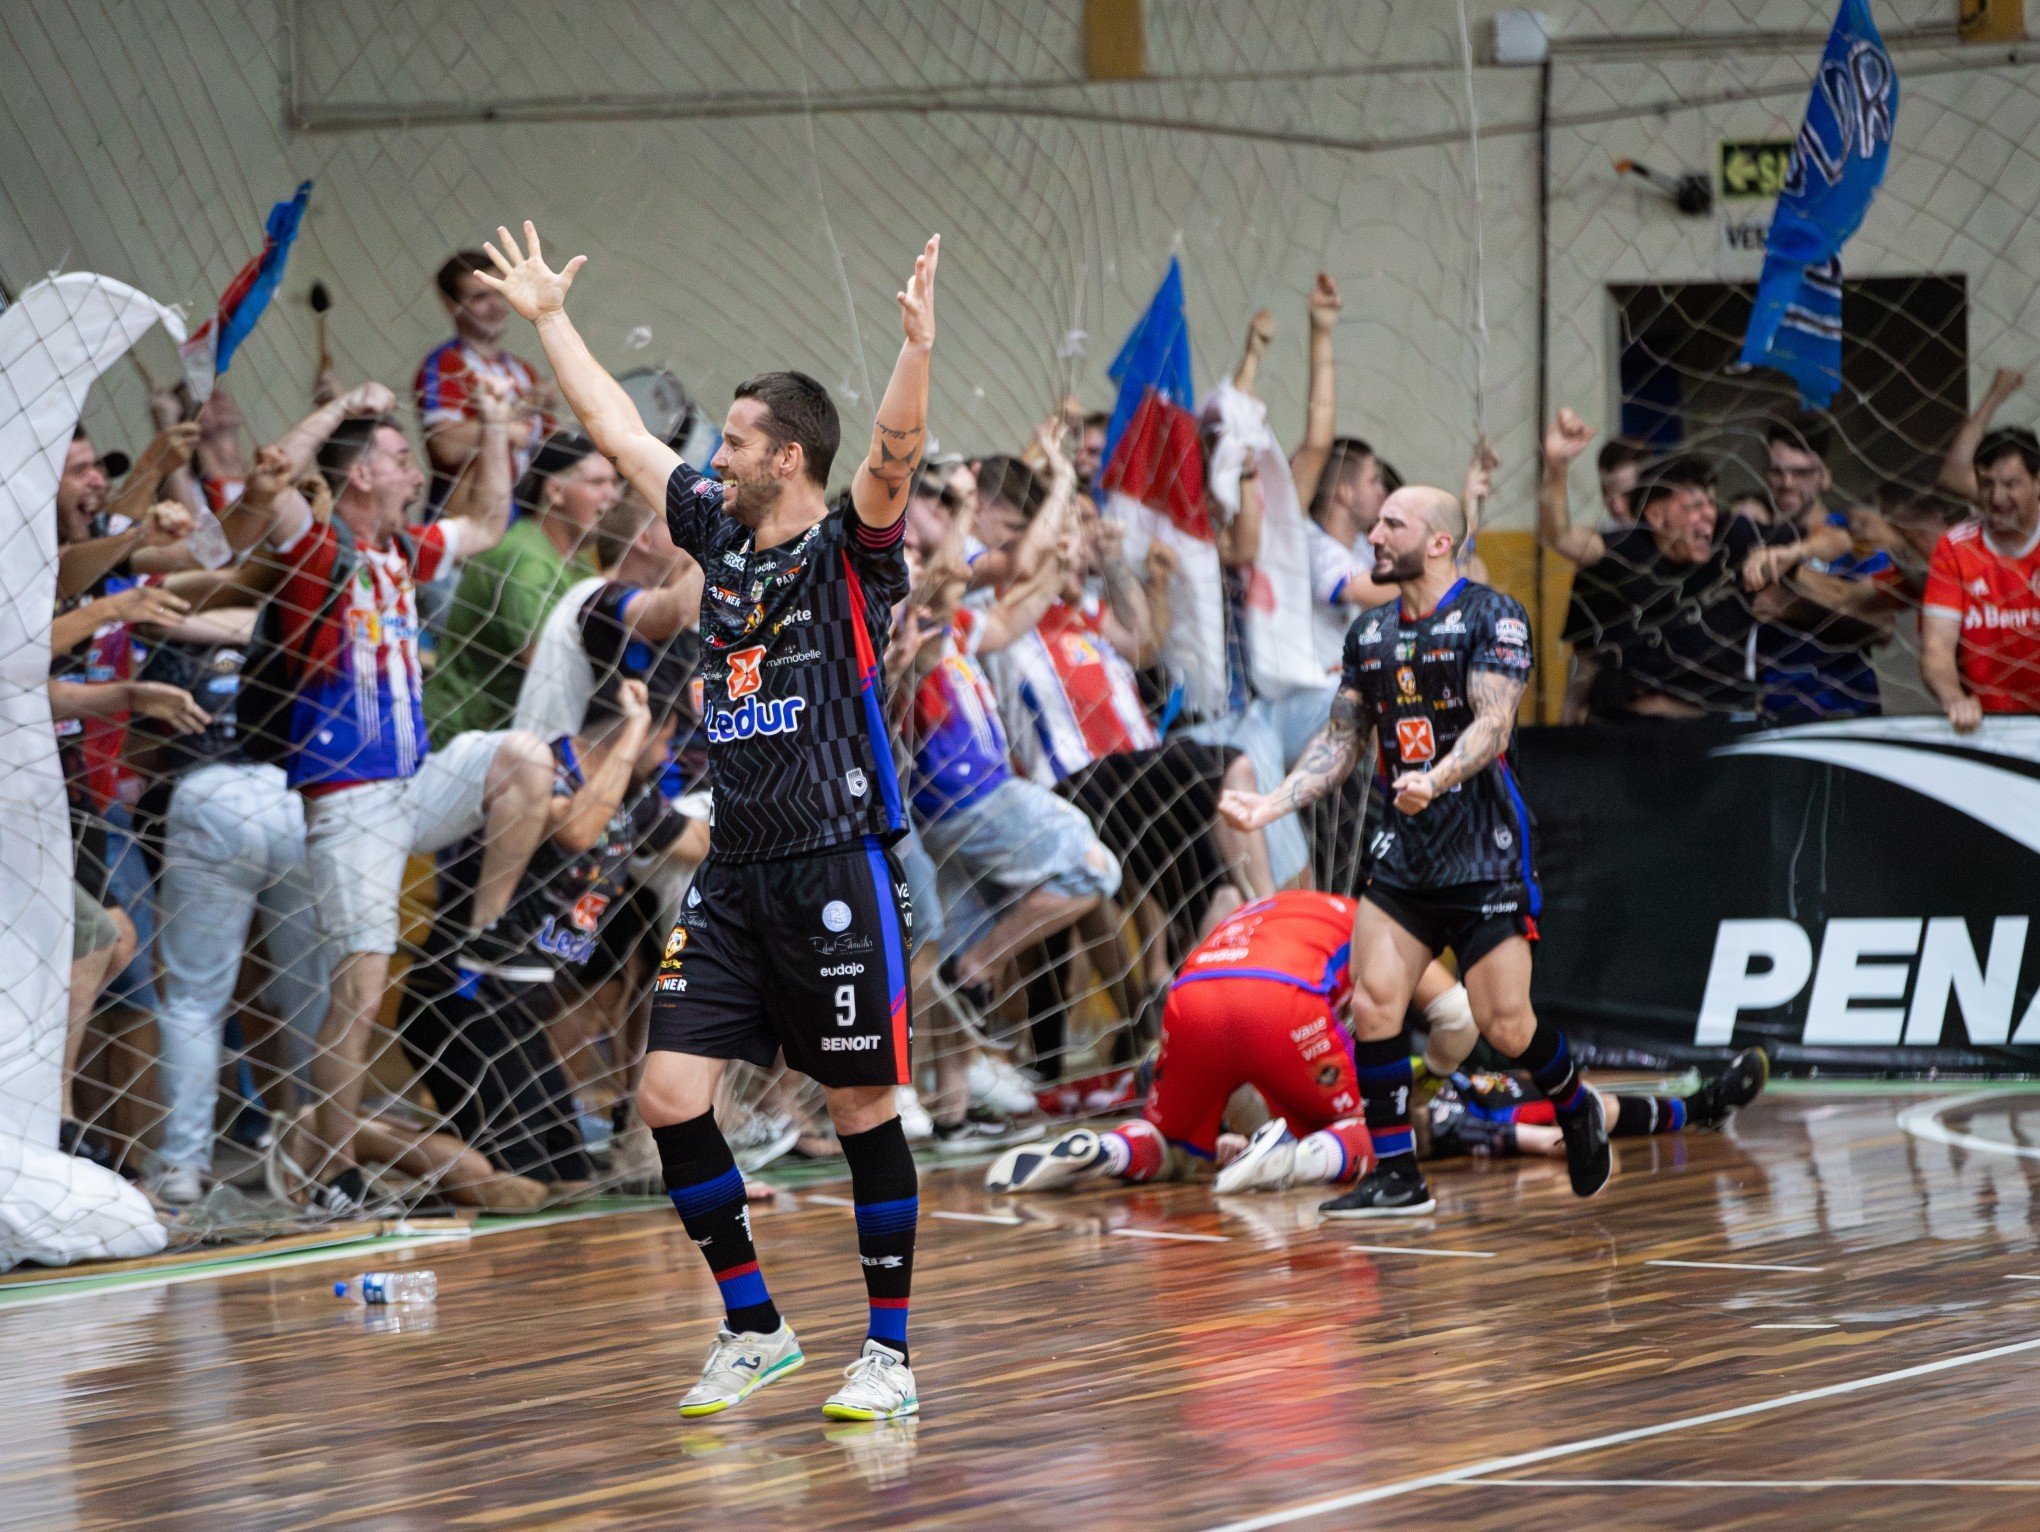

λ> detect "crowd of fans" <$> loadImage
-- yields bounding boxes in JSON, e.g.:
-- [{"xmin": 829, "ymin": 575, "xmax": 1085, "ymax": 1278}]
[{"xmin": 31, "ymin": 246, "xmax": 2040, "ymax": 1224}]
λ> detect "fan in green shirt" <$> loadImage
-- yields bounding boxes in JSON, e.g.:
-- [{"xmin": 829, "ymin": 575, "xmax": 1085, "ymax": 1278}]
[{"xmin": 426, "ymin": 433, "xmax": 618, "ymax": 743}]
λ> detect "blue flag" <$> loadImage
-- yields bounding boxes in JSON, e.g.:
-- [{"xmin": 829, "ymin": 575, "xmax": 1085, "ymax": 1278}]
[
  {"xmin": 1102, "ymin": 257, "xmax": 1195, "ymax": 471},
  {"xmin": 215, "ymin": 180, "xmax": 313, "ymax": 374},
  {"xmin": 1738, "ymin": 0, "xmax": 1897, "ymax": 407}
]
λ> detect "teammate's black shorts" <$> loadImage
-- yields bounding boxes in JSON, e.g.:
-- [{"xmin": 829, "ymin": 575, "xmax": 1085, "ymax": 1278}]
[
  {"xmin": 648, "ymin": 836, "xmax": 913, "ymax": 1089},
  {"xmin": 1364, "ymin": 877, "xmax": 1538, "ymax": 973}
]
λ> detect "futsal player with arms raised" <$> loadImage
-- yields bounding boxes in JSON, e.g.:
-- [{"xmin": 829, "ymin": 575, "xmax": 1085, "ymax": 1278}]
[
  {"xmin": 481, "ymin": 221, "xmax": 938, "ymax": 1421},
  {"xmin": 1220, "ymin": 484, "xmax": 1612, "ymax": 1216}
]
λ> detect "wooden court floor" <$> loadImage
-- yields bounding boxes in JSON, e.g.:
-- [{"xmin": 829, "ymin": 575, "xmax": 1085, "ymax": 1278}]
[{"xmin": 8, "ymin": 1086, "xmax": 2040, "ymax": 1530}]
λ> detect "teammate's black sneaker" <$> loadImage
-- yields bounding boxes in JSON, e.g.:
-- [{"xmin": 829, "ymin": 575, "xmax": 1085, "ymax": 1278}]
[
  {"xmin": 1686, "ymin": 1046, "xmax": 1770, "ymax": 1130},
  {"xmin": 1319, "ymin": 1163, "xmax": 1437, "ymax": 1218},
  {"xmin": 1556, "ymin": 1090, "xmax": 1612, "ymax": 1198}
]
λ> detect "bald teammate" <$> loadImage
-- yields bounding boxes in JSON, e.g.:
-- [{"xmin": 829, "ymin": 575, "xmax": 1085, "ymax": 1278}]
[{"xmin": 1222, "ymin": 485, "xmax": 1611, "ymax": 1217}]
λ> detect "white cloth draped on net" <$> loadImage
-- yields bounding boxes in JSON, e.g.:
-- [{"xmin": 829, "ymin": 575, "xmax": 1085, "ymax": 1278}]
[{"xmin": 0, "ymin": 273, "xmax": 183, "ymax": 1266}]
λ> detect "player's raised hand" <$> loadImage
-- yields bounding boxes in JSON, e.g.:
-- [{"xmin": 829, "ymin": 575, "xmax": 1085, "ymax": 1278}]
[
  {"xmin": 616, "ymin": 677, "xmax": 652, "ymax": 731},
  {"xmin": 1543, "ymin": 408, "xmax": 1595, "ymax": 468},
  {"xmin": 898, "ymin": 235, "xmax": 940, "ymax": 348},
  {"xmin": 1391, "ymin": 770, "xmax": 1438, "ymax": 816},
  {"xmin": 1246, "ymin": 307, "xmax": 1277, "ymax": 352},
  {"xmin": 479, "ymin": 221, "xmax": 587, "ymax": 323}
]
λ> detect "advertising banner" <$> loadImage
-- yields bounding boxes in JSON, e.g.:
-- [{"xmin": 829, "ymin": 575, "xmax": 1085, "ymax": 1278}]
[{"xmin": 1515, "ymin": 716, "xmax": 2040, "ymax": 1074}]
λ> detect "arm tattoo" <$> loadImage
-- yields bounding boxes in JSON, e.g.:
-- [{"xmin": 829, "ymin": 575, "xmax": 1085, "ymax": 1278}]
[
  {"xmin": 1275, "ymin": 690, "xmax": 1369, "ymax": 814},
  {"xmin": 1425, "ymin": 669, "xmax": 1525, "ymax": 791}
]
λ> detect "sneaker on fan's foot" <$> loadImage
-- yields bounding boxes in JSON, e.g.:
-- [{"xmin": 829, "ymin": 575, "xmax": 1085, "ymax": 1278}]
[
  {"xmin": 1318, "ymin": 1163, "xmax": 1437, "ymax": 1219},
  {"xmin": 315, "ymin": 1166, "xmax": 371, "ymax": 1217},
  {"xmin": 1214, "ymin": 1118, "xmax": 1299, "ymax": 1195},
  {"xmin": 966, "ymin": 1056, "xmax": 1040, "ymax": 1119},
  {"xmin": 728, "ymin": 1112, "xmax": 801, "ymax": 1174},
  {"xmin": 147, "ymin": 1164, "xmax": 204, "ymax": 1206},
  {"xmin": 1557, "ymin": 1089, "xmax": 1612, "ymax": 1199},
  {"xmin": 985, "ymin": 1128, "xmax": 1104, "ymax": 1193},
  {"xmin": 894, "ymin": 1085, "xmax": 934, "ymax": 1142},
  {"xmin": 931, "ymin": 1111, "xmax": 1044, "ymax": 1155},
  {"xmin": 1686, "ymin": 1046, "xmax": 1770, "ymax": 1131},
  {"xmin": 677, "ymin": 1323, "xmax": 805, "ymax": 1417},
  {"xmin": 822, "ymin": 1339, "xmax": 918, "ymax": 1421}
]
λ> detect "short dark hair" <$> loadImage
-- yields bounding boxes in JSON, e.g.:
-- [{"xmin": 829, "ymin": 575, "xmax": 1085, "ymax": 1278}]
[
  {"xmin": 1977, "ymin": 426, "xmax": 2040, "ymax": 477},
  {"xmin": 318, "ymin": 414, "xmax": 396, "ymax": 494},
  {"xmin": 1631, "ymin": 454, "xmax": 1718, "ymax": 519},
  {"xmin": 1082, "ymin": 410, "xmax": 1110, "ymax": 433},
  {"xmin": 733, "ymin": 371, "xmax": 839, "ymax": 487},
  {"xmin": 514, "ymin": 431, "xmax": 601, "ymax": 518},
  {"xmin": 1766, "ymin": 411, "xmax": 1831, "ymax": 461},
  {"xmin": 1308, "ymin": 436, "xmax": 1383, "ymax": 519},
  {"xmin": 977, "ymin": 454, "xmax": 1047, "ymax": 519},
  {"xmin": 436, "ymin": 249, "xmax": 493, "ymax": 304},
  {"xmin": 1596, "ymin": 437, "xmax": 1651, "ymax": 476}
]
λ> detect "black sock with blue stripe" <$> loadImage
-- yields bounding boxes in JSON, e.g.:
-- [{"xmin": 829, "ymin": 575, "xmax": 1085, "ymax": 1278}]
[
  {"xmin": 1352, "ymin": 1036, "xmax": 1419, "ymax": 1176},
  {"xmin": 655, "ymin": 1111, "xmax": 781, "ymax": 1337},
  {"xmin": 1612, "ymin": 1095, "xmax": 1686, "ymax": 1137},
  {"xmin": 841, "ymin": 1116, "xmax": 917, "ymax": 1363},
  {"xmin": 1503, "ymin": 1021, "xmax": 1589, "ymax": 1118}
]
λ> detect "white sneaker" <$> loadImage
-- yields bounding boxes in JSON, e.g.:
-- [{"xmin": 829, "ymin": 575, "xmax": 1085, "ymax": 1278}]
[
  {"xmin": 728, "ymin": 1112, "xmax": 801, "ymax": 1174},
  {"xmin": 1213, "ymin": 1118, "xmax": 1299, "ymax": 1195},
  {"xmin": 967, "ymin": 1056, "xmax": 1039, "ymax": 1118},
  {"xmin": 894, "ymin": 1086, "xmax": 934, "ymax": 1142},
  {"xmin": 677, "ymin": 1323, "xmax": 806, "ymax": 1417},
  {"xmin": 933, "ymin": 1114, "xmax": 1045, "ymax": 1156},
  {"xmin": 985, "ymin": 1128, "xmax": 1104, "ymax": 1193},
  {"xmin": 821, "ymin": 1339, "xmax": 919, "ymax": 1421},
  {"xmin": 148, "ymin": 1164, "xmax": 204, "ymax": 1205}
]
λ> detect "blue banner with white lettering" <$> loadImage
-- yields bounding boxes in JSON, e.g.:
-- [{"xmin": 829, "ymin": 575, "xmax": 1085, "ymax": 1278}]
[{"xmin": 1738, "ymin": 0, "xmax": 1898, "ymax": 407}]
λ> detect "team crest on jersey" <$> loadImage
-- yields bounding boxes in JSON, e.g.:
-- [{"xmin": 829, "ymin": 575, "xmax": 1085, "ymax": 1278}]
[
  {"xmin": 727, "ymin": 644, "xmax": 766, "ymax": 699},
  {"xmin": 1396, "ymin": 665, "xmax": 1419, "ymax": 701},
  {"xmin": 664, "ymin": 927, "xmax": 688, "ymax": 962},
  {"xmin": 1058, "ymin": 633, "xmax": 1103, "ymax": 666},
  {"xmin": 569, "ymin": 892, "xmax": 610, "ymax": 933},
  {"xmin": 1396, "ymin": 716, "xmax": 1437, "ymax": 762}
]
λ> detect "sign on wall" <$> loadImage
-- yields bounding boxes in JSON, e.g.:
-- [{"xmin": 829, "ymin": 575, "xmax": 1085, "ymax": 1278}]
[
  {"xmin": 1516, "ymin": 716, "xmax": 2040, "ymax": 1075},
  {"xmin": 1716, "ymin": 137, "xmax": 1797, "ymax": 279}
]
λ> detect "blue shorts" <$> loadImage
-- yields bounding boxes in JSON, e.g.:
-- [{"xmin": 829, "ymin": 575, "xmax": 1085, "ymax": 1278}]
[{"xmin": 917, "ymin": 777, "xmax": 1121, "ymax": 960}]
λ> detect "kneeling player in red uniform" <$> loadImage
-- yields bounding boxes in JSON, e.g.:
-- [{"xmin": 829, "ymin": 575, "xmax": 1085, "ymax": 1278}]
[{"xmin": 985, "ymin": 891, "xmax": 1477, "ymax": 1194}]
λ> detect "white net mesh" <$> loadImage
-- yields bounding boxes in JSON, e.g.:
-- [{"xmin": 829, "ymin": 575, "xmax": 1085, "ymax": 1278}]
[{"xmin": 2, "ymin": 0, "xmax": 2035, "ymax": 1258}]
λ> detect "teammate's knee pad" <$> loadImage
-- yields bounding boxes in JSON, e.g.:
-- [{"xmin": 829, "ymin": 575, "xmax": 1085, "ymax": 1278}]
[{"xmin": 1421, "ymin": 983, "xmax": 1478, "ymax": 1076}]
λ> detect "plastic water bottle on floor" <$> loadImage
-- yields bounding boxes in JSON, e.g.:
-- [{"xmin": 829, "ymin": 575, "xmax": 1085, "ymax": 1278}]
[{"xmin": 334, "ymin": 1271, "xmax": 437, "ymax": 1305}]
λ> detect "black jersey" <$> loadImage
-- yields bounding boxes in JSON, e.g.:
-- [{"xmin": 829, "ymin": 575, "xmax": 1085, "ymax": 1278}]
[
  {"xmin": 1340, "ymin": 578, "xmax": 1537, "ymax": 893},
  {"xmin": 665, "ymin": 464, "xmax": 909, "ymax": 862},
  {"xmin": 438, "ymin": 737, "xmax": 684, "ymax": 986}
]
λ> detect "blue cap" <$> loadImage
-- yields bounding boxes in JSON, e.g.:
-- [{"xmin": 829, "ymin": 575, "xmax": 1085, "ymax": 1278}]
[{"xmin": 333, "ymin": 1281, "xmax": 346, "ymax": 1297}]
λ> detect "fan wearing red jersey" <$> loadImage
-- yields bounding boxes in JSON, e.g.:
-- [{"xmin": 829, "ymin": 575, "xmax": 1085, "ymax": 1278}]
[
  {"xmin": 985, "ymin": 891, "xmax": 1476, "ymax": 1195},
  {"xmin": 1923, "ymin": 425, "xmax": 2040, "ymax": 730}
]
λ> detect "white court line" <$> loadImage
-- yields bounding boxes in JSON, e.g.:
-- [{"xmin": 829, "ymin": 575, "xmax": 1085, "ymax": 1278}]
[
  {"xmin": 1199, "ymin": 1331, "xmax": 2040, "ymax": 1531},
  {"xmin": 1897, "ymin": 1091, "xmax": 2040, "ymax": 1161},
  {"xmin": 1647, "ymin": 1259, "xmax": 1826, "ymax": 1275},
  {"xmin": 2006, "ymin": 1274, "xmax": 2040, "ymax": 1282},
  {"xmin": 1112, "ymin": 1228, "xmax": 1230, "ymax": 1243},
  {"xmin": 1348, "ymin": 1245, "xmax": 1496, "ymax": 1260},
  {"xmin": 1466, "ymin": 1478, "xmax": 2040, "ymax": 1489},
  {"xmin": 1755, "ymin": 1323, "xmax": 1839, "ymax": 1330},
  {"xmin": 929, "ymin": 1210, "xmax": 1022, "ymax": 1225},
  {"xmin": 802, "ymin": 1193, "xmax": 855, "ymax": 1207}
]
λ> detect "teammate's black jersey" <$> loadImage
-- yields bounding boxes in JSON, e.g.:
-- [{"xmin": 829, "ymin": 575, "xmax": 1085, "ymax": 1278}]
[
  {"xmin": 1340, "ymin": 578, "xmax": 1536, "ymax": 891},
  {"xmin": 437, "ymin": 737, "xmax": 684, "ymax": 986},
  {"xmin": 665, "ymin": 464, "xmax": 909, "ymax": 862}
]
